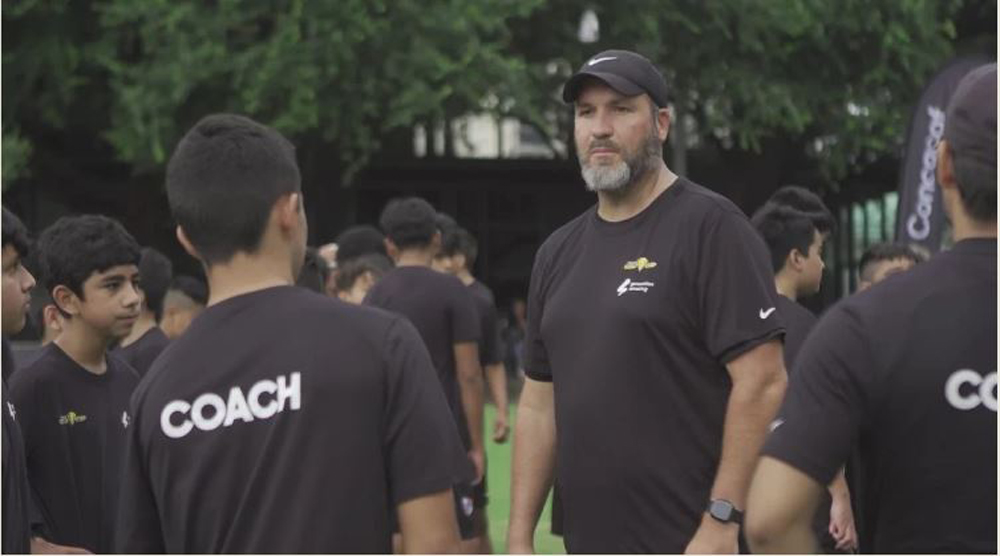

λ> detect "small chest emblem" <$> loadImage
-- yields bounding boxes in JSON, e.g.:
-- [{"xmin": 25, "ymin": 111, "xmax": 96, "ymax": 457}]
[
  {"xmin": 58, "ymin": 411, "xmax": 87, "ymax": 426},
  {"xmin": 617, "ymin": 278, "xmax": 656, "ymax": 296},
  {"xmin": 623, "ymin": 256, "xmax": 658, "ymax": 272}
]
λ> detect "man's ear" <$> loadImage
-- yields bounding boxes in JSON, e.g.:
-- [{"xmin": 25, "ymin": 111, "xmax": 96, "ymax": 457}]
[
  {"xmin": 384, "ymin": 238, "xmax": 400, "ymax": 261},
  {"xmin": 430, "ymin": 231, "xmax": 442, "ymax": 252},
  {"xmin": 176, "ymin": 226, "xmax": 200, "ymax": 260},
  {"xmin": 52, "ymin": 285, "xmax": 80, "ymax": 317},
  {"xmin": 656, "ymin": 106, "xmax": 671, "ymax": 143},
  {"xmin": 786, "ymin": 248, "xmax": 806, "ymax": 272},
  {"xmin": 936, "ymin": 139, "xmax": 958, "ymax": 193},
  {"xmin": 275, "ymin": 193, "xmax": 303, "ymax": 232}
]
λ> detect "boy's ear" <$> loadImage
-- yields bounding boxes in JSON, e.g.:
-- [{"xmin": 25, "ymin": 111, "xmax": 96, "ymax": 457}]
[
  {"xmin": 52, "ymin": 285, "xmax": 81, "ymax": 317},
  {"xmin": 786, "ymin": 248, "xmax": 806, "ymax": 272},
  {"xmin": 176, "ymin": 226, "xmax": 201, "ymax": 260}
]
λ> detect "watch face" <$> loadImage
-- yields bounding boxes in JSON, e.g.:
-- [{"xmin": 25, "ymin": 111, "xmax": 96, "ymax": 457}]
[{"xmin": 710, "ymin": 500, "xmax": 733, "ymax": 521}]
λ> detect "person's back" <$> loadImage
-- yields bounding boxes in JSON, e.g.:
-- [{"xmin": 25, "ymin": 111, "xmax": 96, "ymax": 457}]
[{"xmin": 123, "ymin": 286, "xmax": 464, "ymax": 552}]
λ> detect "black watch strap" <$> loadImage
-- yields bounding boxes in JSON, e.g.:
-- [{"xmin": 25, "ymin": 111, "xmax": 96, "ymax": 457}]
[{"xmin": 707, "ymin": 499, "xmax": 744, "ymax": 525}]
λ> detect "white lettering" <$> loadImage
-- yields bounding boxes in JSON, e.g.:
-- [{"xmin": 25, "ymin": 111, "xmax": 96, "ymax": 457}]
[
  {"xmin": 945, "ymin": 369, "xmax": 997, "ymax": 412},
  {"xmin": 159, "ymin": 373, "xmax": 303, "ymax": 439},
  {"xmin": 161, "ymin": 400, "xmax": 193, "ymax": 439},
  {"xmin": 276, "ymin": 372, "xmax": 302, "ymax": 412},
  {"xmin": 223, "ymin": 386, "xmax": 254, "ymax": 427},
  {"xmin": 248, "ymin": 379, "xmax": 278, "ymax": 419},
  {"xmin": 905, "ymin": 106, "xmax": 946, "ymax": 241}
]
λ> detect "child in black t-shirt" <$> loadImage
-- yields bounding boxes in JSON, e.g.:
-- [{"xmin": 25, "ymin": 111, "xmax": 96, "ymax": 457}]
[{"xmin": 10, "ymin": 215, "xmax": 142, "ymax": 554}]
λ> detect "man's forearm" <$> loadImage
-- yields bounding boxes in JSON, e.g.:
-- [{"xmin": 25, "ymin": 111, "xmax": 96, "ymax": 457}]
[
  {"xmin": 485, "ymin": 363, "xmax": 509, "ymax": 412},
  {"xmin": 711, "ymin": 366, "xmax": 787, "ymax": 507},
  {"xmin": 508, "ymin": 383, "xmax": 557, "ymax": 550},
  {"xmin": 458, "ymin": 367, "xmax": 485, "ymax": 451}
]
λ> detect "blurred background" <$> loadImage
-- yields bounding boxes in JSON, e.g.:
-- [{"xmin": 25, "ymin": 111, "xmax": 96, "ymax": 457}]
[{"xmin": 2, "ymin": 0, "xmax": 996, "ymax": 314}]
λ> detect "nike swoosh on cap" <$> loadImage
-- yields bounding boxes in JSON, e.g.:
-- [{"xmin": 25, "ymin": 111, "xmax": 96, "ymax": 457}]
[
  {"xmin": 588, "ymin": 56, "xmax": 617, "ymax": 66},
  {"xmin": 759, "ymin": 307, "xmax": 776, "ymax": 319}
]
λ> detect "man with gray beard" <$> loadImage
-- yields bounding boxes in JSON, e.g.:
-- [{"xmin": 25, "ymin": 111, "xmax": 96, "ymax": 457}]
[{"xmin": 508, "ymin": 50, "xmax": 788, "ymax": 553}]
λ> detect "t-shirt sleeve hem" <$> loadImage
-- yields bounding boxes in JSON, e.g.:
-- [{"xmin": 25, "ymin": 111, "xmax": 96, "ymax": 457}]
[
  {"xmin": 392, "ymin": 475, "xmax": 460, "ymax": 506},
  {"xmin": 760, "ymin": 445, "xmax": 838, "ymax": 487},
  {"xmin": 524, "ymin": 369, "xmax": 552, "ymax": 382},
  {"xmin": 717, "ymin": 327, "xmax": 785, "ymax": 365}
]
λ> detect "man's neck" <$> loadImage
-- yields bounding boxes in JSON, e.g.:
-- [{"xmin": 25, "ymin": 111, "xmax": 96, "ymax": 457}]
[
  {"xmin": 456, "ymin": 268, "xmax": 475, "ymax": 287},
  {"xmin": 55, "ymin": 323, "xmax": 111, "ymax": 375},
  {"xmin": 205, "ymin": 252, "xmax": 294, "ymax": 307},
  {"xmin": 120, "ymin": 311, "xmax": 156, "ymax": 348},
  {"xmin": 395, "ymin": 248, "xmax": 435, "ymax": 268},
  {"xmin": 951, "ymin": 214, "xmax": 998, "ymax": 243},
  {"xmin": 596, "ymin": 162, "xmax": 677, "ymax": 222},
  {"xmin": 774, "ymin": 273, "xmax": 798, "ymax": 302}
]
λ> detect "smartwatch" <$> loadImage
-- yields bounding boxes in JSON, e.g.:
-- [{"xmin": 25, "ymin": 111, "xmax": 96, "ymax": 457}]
[{"xmin": 707, "ymin": 499, "xmax": 743, "ymax": 525}]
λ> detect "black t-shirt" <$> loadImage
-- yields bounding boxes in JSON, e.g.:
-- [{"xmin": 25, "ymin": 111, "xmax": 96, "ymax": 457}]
[
  {"xmin": 525, "ymin": 177, "xmax": 785, "ymax": 553},
  {"xmin": 114, "ymin": 326, "xmax": 170, "ymax": 378},
  {"xmin": 364, "ymin": 266, "xmax": 480, "ymax": 449},
  {"xmin": 764, "ymin": 238, "xmax": 997, "ymax": 553},
  {"xmin": 777, "ymin": 294, "xmax": 817, "ymax": 371},
  {"xmin": 468, "ymin": 280, "xmax": 503, "ymax": 366},
  {"xmin": 2, "ymin": 339, "xmax": 31, "ymax": 554},
  {"xmin": 9, "ymin": 343, "xmax": 139, "ymax": 554},
  {"xmin": 116, "ymin": 286, "xmax": 469, "ymax": 553}
]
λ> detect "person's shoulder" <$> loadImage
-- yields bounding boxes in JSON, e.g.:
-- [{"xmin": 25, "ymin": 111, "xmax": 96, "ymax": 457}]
[
  {"xmin": 107, "ymin": 353, "xmax": 141, "ymax": 384},
  {"xmin": 535, "ymin": 207, "xmax": 594, "ymax": 266},
  {"xmin": 673, "ymin": 177, "xmax": 748, "ymax": 222},
  {"xmin": 10, "ymin": 344, "xmax": 64, "ymax": 388},
  {"xmin": 777, "ymin": 295, "xmax": 817, "ymax": 323}
]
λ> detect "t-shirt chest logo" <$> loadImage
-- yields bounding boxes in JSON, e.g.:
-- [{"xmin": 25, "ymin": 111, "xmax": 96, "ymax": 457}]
[
  {"xmin": 617, "ymin": 256, "xmax": 658, "ymax": 296},
  {"xmin": 58, "ymin": 411, "xmax": 87, "ymax": 426}
]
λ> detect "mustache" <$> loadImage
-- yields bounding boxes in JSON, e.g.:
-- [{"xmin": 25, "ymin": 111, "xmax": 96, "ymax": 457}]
[{"xmin": 587, "ymin": 140, "xmax": 620, "ymax": 153}]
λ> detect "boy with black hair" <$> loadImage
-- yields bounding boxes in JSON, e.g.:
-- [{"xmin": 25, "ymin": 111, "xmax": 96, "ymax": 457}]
[
  {"xmin": 3, "ymin": 206, "xmax": 36, "ymax": 554},
  {"xmin": 857, "ymin": 242, "xmax": 921, "ymax": 291},
  {"xmin": 159, "ymin": 275, "xmax": 207, "ymax": 340},
  {"xmin": 335, "ymin": 224, "xmax": 388, "ymax": 267},
  {"xmin": 115, "ymin": 246, "xmax": 173, "ymax": 376},
  {"xmin": 295, "ymin": 246, "xmax": 330, "ymax": 294},
  {"xmin": 117, "ymin": 114, "xmax": 465, "ymax": 554},
  {"xmin": 749, "ymin": 64, "xmax": 997, "ymax": 554},
  {"xmin": 750, "ymin": 193, "xmax": 855, "ymax": 552},
  {"xmin": 365, "ymin": 197, "xmax": 487, "ymax": 547},
  {"xmin": 10, "ymin": 214, "xmax": 142, "ymax": 554},
  {"xmin": 433, "ymin": 225, "xmax": 509, "ymax": 553},
  {"xmin": 336, "ymin": 253, "xmax": 393, "ymax": 305}
]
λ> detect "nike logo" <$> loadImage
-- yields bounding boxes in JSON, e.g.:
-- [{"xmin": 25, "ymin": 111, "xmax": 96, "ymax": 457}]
[
  {"xmin": 759, "ymin": 307, "xmax": 776, "ymax": 319},
  {"xmin": 769, "ymin": 418, "xmax": 784, "ymax": 433},
  {"xmin": 588, "ymin": 56, "xmax": 617, "ymax": 66}
]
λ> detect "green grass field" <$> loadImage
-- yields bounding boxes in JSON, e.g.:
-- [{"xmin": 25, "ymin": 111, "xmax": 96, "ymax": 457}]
[{"xmin": 484, "ymin": 403, "xmax": 565, "ymax": 554}]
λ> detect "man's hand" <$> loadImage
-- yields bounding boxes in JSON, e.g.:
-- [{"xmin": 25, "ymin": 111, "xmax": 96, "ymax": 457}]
[
  {"xmin": 684, "ymin": 517, "xmax": 739, "ymax": 554},
  {"xmin": 468, "ymin": 448, "xmax": 485, "ymax": 484},
  {"xmin": 493, "ymin": 409, "xmax": 510, "ymax": 443},
  {"xmin": 828, "ymin": 492, "xmax": 858, "ymax": 551},
  {"xmin": 31, "ymin": 537, "xmax": 92, "ymax": 554}
]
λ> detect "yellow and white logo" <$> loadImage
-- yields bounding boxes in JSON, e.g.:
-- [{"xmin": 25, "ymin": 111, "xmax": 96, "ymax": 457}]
[
  {"xmin": 58, "ymin": 411, "xmax": 87, "ymax": 426},
  {"xmin": 623, "ymin": 257, "xmax": 657, "ymax": 272}
]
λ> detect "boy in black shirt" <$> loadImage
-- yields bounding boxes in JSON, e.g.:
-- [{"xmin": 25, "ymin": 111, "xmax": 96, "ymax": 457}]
[
  {"xmin": 159, "ymin": 274, "xmax": 207, "ymax": 340},
  {"xmin": 10, "ymin": 214, "xmax": 142, "ymax": 554},
  {"xmin": 365, "ymin": 197, "xmax": 486, "ymax": 545},
  {"xmin": 747, "ymin": 63, "xmax": 997, "ymax": 554},
  {"xmin": 115, "ymin": 246, "xmax": 172, "ymax": 376},
  {"xmin": 116, "ymin": 114, "xmax": 465, "ymax": 553},
  {"xmin": 2, "ymin": 206, "xmax": 37, "ymax": 555},
  {"xmin": 751, "ymin": 190, "xmax": 856, "ymax": 553},
  {"xmin": 856, "ymin": 242, "xmax": 921, "ymax": 291}
]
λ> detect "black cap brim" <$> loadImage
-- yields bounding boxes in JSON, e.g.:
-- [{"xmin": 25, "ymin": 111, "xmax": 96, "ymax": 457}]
[{"xmin": 562, "ymin": 71, "xmax": 646, "ymax": 104}]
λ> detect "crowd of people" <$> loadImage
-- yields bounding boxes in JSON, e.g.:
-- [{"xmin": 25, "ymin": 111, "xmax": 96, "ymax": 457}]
[{"xmin": 0, "ymin": 49, "xmax": 995, "ymax": 555}]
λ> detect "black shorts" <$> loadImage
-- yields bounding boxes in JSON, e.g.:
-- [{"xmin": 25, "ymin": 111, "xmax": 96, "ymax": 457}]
[{"xmin": 453, "ymin": 480, "xmax": 487, "ymax": 539}]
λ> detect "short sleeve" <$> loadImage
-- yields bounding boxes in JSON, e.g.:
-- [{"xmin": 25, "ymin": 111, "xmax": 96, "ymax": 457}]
[
  {"xmin": 115, "ymin": 399, "xmax": 166, "ymax": 553},
  {"xmin": 524, "ymin": 245, "xmax": 552, "ymax": 381},
  {"xmin": 383, "ymin": 318, "xmax": 473, "ymax": 505},
  {"xmin": 696, "ymin": 209, "xmax": 786, "ymax": 363},
  {"xmin": 450, "ymin": 284, "xmax": 480, "ymax": 345},
  {"xmin": 763, "ymin": 304, "xmax": 875, "ymax": 485}
]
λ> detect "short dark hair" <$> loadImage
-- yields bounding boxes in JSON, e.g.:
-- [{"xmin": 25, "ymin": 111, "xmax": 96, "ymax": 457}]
[
  {"xmin": 166, "ymin": 114, "xmax": 301, "ymax": 265},
  {"xmin": 858, "ymin": 243, "xmax": 921, "ymax": 282},
  {"xmin": 2, "ymin": 206, "xmax": 30, "ymax": 257},
  {"xmin": 169, "ymin": 275, "xmax": 208, "ymax": 306},
  {"xmin": 456, "ymin": 228, "xmax": 478, "ymax": 269},
  {"xmin": 296, "ymin": 247, "xmax": 330, "ymax": 294},
  {"xmin": 436, "ymin": 212, "xmax": 460, "ymax": 258},
  {"xmin": 766, "ymin": 186, "xmax": 836, "ymax": 234},
  {"xmin": 379, "ymin": 197, "xmax": 438, "ymax": 250},
  {"xmin": 335, "ymin": 253, "xmax": 393, "ymax": 292},
  {"xmin": 36, "ymin": 215, "xmax": 140, "ymax": 298},
  {"xmin": 334, "ymin": 225, "xmax": 387, "ymax": 266},
  {"xmin": 751, "ymin": 204, "xmax": 821, "ymax": 273},
  {"xmin": 138, "ymin": 247, "xmax": 173, "ymax": 321}
]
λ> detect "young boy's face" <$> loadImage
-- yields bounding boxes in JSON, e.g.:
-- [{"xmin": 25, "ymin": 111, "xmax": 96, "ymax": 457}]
[
  {"xmin": 1, "ymin": 244, "xmax": 36, "ymax": 335},
  {"xmin": 73, "ymin": 264, "xmax": 142, "ymax": 338}
]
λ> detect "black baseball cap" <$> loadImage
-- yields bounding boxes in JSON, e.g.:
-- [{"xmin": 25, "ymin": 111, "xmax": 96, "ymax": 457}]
[
  {"xmin": 562, "ymin": 50, "xmax": 670, "ymax": 108},
  {"xmin": 944, "ymin": 63, "xmax": 996, "ymax": 190}
]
